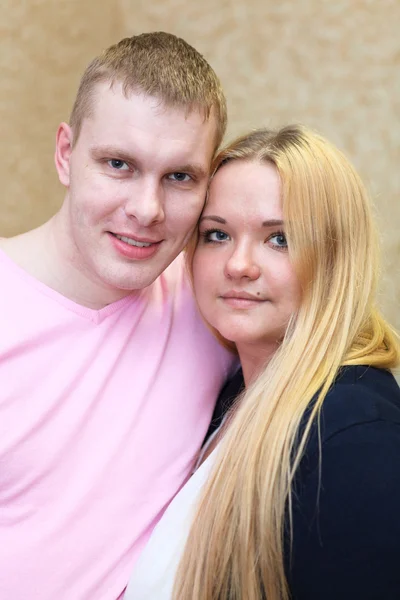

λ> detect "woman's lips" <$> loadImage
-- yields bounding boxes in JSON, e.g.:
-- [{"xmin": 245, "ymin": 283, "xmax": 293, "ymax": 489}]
[{"xmin": 220, "ymin": 292, "xmax": 266, "ymax": 308}]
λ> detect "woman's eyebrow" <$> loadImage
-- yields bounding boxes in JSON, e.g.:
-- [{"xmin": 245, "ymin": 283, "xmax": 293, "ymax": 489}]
[
  {"xmin": 262, "ymin": 219, "xmax": 284, "ymax": 227},
  {"xmin": 200, "ymin": 216, "xmax": 284, "ymax": 227},
  {"xmin": 200, "ymin": 215, "xmax": 226, "ymax": 224}
]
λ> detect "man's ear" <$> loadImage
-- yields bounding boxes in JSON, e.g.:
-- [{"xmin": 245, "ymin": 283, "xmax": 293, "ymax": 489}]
[{"xmin": 55, "ymin": 123, "xmax": 74, "ymax": 187}]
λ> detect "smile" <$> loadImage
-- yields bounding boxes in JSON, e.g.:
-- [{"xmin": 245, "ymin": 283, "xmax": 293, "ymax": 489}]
[
  {"xmin": 115, "ymin": 234, "xmax": 153, "ymax": 248},
  {"xmin": 109, "ymin": 232, "xmax": 162, "ymax": 260}
]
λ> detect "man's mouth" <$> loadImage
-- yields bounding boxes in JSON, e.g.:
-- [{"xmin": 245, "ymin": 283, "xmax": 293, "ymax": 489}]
[{"xmin": 113, "ymin": 234, "xmax": 154, "ymax": 248}]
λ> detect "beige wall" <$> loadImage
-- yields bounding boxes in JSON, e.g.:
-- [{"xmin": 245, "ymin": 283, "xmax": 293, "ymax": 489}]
[{"xmin": 1, "ymin": 0, "xmax": 399, "ymax": 330}]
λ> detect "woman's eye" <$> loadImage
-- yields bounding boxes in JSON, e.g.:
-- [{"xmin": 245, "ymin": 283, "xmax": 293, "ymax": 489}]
[
  {"xmin": 269, "ymin": 233, "xmax": 288, "ymax": 249},
  {"xmin": 203, "ymin": 229, "xmax": 230, "ymax": 243},
  {"xmin": 168, "ymin": 172, "xmax": 191, "ymax": 182},
  {"xmin": 108, "ymin": 159, "xmax": 129, "ymax": 170}
]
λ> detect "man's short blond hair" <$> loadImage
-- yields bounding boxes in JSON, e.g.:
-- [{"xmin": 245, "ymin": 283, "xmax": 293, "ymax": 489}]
[{"xmin": 69, "ymin": 31, "xmax": 227, "ymax": 150}]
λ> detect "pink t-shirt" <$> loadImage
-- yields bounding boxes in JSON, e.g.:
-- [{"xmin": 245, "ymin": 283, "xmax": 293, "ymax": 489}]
[{"xmin": 0, "ymin": 249, "xmax": 234, "ymax": 600}]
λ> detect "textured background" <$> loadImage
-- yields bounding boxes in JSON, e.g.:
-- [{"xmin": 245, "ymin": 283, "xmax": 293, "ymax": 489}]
[{"xmin": 1, "ymin": 0, "xmax": 399, "ymax": 331}]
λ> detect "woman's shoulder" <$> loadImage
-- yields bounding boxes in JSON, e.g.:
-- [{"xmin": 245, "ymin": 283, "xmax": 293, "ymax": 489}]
[
  {"xmin": 297, "ymin": 365, "xmax": 400, "ymax": 481},
  {"xmin": 317, "ymin": 365, "xmax": 400, "ymax": 443},
  {"xmin": 289, "ymin": 368, "xmax": 400, "ymax": 600}
]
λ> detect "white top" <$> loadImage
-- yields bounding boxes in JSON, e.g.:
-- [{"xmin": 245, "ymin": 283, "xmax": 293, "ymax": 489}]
[{"xmin": 124, "ymin": 427, "xmax": 222, "ymax": 599}]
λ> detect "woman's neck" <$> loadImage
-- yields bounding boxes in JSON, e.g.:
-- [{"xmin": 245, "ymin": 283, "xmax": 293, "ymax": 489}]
[{"xmin": 237, "ymin": 341, "xmax": 279, "ymax": 386}]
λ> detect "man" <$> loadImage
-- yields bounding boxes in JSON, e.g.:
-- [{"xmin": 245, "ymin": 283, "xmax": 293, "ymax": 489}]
[{"xmin": 0, "ymin": 32, "xmax": 234, "ymax": 599}]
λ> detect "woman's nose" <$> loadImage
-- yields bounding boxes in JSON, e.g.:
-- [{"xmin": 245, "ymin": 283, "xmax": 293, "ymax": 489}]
[{"xmin": 224, "ymin": 245, "xmax": 261, "ymax": 281}]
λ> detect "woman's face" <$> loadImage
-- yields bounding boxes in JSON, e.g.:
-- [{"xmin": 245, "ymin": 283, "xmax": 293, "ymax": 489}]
[{"xmin": 193, "ymin": 159, "xmax": 301, "ymax": 352}]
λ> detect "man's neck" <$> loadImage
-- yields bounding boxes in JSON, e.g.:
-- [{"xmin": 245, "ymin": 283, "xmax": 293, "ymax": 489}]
[{"xmin": 0, "ymin": 217, "xmax": 137, "ymax": 310}]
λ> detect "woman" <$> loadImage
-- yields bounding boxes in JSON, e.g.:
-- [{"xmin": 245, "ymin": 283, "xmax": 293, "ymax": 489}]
[{"xmin": 124, "ymin": 125, "xmax": 400, "ymax": 599}]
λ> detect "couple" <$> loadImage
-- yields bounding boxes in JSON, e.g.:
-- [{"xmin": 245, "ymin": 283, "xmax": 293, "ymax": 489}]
[{"xmin": 1, "ymin": 31, "xmax": 400, "ymax": 600}]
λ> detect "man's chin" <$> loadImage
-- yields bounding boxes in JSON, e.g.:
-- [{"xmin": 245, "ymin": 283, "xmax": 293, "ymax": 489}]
[{"xmin": 103, "ymin": 246, "xmax": 185, "ymax": 292}]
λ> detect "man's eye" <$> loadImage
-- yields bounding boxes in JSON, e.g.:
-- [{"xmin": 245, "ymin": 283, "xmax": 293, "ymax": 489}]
[
  {"xmin": 168, "ymin": 172, "xmax": 191, "ymax": 182},
  {"xmin": 108, "ymin": 159, "xmax": 129, "ymax": 170}
]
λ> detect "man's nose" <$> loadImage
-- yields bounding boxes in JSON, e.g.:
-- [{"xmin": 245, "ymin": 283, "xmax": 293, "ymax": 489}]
[{"xmin": 124, "ymin": 179, "xmax": 165, "ymax": 226}]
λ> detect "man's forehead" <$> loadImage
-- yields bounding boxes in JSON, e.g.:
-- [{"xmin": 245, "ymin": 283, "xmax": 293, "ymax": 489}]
[
  {"xmin": 89, "ymin": 81, "xmax": 208, "ymax": 120},
  {"xmin": 78, "ymin": 90, "xmax": 214, "ymax": 164}
]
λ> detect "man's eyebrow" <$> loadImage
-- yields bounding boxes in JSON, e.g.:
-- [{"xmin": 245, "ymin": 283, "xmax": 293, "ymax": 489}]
[
  {"xmin": 89, "ymin": 145, "xmax": 132, "ymax": 160},
  {"xmin": 175, "ymin": 164, "xmax": 208, "ymax": 179},
  {"xmin": 200, "ymin": 215, "xmax": 226, "ymax": 224}
]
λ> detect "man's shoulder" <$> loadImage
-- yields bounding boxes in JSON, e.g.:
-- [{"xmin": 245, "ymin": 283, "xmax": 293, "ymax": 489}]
[
  {"xmin": 0, "ymin": 228, "xmax": 46, "ymax": 278},
  {"xmin": 0, "ymin": 236, "xmax": 21, "ymax": 263},
  {"xmin": 0, "ymin": 236, "xmax": 27, "ymax": 279}
]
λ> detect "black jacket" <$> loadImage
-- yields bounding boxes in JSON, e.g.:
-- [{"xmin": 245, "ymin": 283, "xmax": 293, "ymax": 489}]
[{"xmin": 209, "ymin": 365, "xmax": 400, "ymax": 600}]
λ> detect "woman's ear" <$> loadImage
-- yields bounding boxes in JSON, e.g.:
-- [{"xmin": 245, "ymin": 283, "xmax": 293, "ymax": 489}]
[{"xmin": 54, "ymin": 122, "xmax": 74, "ymax": 187}]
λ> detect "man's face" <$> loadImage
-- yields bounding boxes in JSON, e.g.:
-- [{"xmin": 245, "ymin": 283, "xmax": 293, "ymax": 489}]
[{"xmin": 56, "ymin": 83, "xmax": 217, "ymax": 296}]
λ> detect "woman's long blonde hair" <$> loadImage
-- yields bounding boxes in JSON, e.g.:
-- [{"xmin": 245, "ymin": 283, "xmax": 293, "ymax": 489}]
[{"xmin": 176, "ymin": 126, "xmax": 400, "ymax": 600}]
